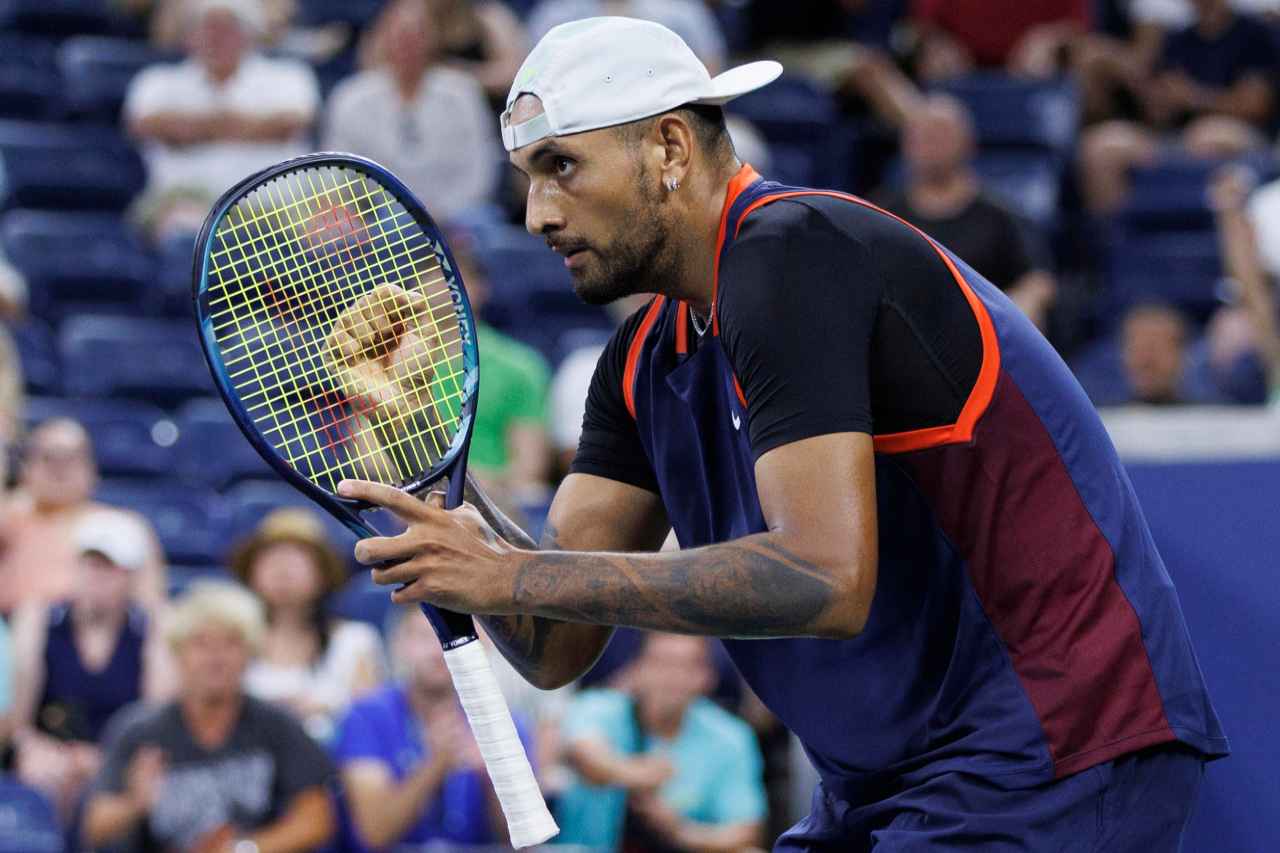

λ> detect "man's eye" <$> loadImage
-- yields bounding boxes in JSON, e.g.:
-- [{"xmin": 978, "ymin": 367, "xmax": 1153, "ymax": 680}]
[{"xmin": 553, "ymin": 157, "xmax": 574, "ymax": 176}]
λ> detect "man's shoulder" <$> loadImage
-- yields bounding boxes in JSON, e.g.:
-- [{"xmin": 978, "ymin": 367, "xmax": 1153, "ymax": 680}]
[
  {"xmin": 329, "ymin": 69, "xmax": 392, "ymax": 106},
  {"xmin": 241, "ymin": 53, "xmax": 316, "ymax": 83},
  {"xmin": 684, "ymin": 698, "xmax": 755, "ymax": 747},
  {"xmin": 425, "ymin": 64, "xmax": 488, "ymax": 98},
  {"xmin": 567, "ymin": 687, "xmax": 632, "ymax": 723}
]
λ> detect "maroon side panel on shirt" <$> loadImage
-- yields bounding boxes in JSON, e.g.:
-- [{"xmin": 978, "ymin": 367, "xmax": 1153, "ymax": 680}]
[{"xmin": 893, "ymin": 371, "xmax": 1174, "ymax": 777}]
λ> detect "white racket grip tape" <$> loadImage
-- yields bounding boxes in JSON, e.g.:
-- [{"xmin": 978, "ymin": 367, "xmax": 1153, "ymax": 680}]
[{"xmin": 442, "ymin": 640, "xmax": 559, "ymax": 848}]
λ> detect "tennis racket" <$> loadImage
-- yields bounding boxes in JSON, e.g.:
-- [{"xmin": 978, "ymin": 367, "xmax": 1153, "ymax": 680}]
[{"xmin": 192, "ymin": 152, "xmax": 558, "ymax": 848}]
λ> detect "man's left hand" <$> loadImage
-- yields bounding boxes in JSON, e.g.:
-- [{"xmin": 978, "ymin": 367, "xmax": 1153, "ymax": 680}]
[{"xmin": 337, "ymin": 479, "xmax": 519, "ymax": 612}]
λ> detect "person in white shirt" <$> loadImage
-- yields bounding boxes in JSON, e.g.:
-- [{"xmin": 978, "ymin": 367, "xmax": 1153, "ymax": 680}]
[
  {"xmin": 124, "ymin": 0, "xmax": 319, "ymax": 237},
  {"xmin": 324, "ymin": 0, "xmax": 500, "ymax": 224}
]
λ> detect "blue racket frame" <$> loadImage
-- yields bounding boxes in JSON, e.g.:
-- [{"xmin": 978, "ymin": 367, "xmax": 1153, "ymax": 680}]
[{"xmin": 193, "ymin": 152, "xmax": 481, "ymax": 645}]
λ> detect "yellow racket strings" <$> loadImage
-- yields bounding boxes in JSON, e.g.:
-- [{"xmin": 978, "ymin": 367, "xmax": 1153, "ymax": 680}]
[{"xmin": 205, "ymin": 165, "xmax": 468, "ymax": 493}]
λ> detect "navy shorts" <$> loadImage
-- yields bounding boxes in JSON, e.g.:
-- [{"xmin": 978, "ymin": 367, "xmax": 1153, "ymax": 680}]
[{"xmin": 777, "ymin": 745, "xmax": 1206, "ymax": 852}]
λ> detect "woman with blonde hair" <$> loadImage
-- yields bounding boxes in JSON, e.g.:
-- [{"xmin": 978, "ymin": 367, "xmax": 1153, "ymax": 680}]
[{"xmin": 231, "ymin": 508, "xmax": 384, "ymax": 741}]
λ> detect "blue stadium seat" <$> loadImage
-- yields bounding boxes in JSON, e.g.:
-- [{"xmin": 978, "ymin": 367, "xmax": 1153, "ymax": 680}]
[
  {"xmin": 59, "ymin": 36, "xmax": 180, "ymax": 121},
  {"xmin": 0, "ymin": 120, "xmax": 147, "ymax": 211},
  {"xmin": 1107, "ymin": 230, "xmax": 1224, "ymax": 318},
  {"xmin": 174, "ymin": 397, "xmax": 278, "ymax": 488},
  {"xmin": 934, "ymin": 74, "xmax": 1078, "ymax": 156},
  {"xmin": 973, "ymin": 150, "xmax": 1062, "ymax": 230},
  {"xmin": 0, "ymin": 0, "xmax": 116, "ymax": 36},
  {"xmin": 153, "ymin": 231, "xmax": 198, "ymax": 316},
  {"xmin": 0, "ymin": 775, "xmax": 62, "ymax": 853},
  {"xmin": 95, "ymin": 479, "xmax": 229, "ymax": 565},
  {"xmin": 63, "ymin": 399, "xmax": 173, "ymax": 478},
  {"xmin": 10, "ymin": 318, "xmax": 60, "ymax": 394},
  {"xmin": 223, "ymin": 480, "xmax": 358, "ymax": 559},
  {"xmin": 0, "ymin": 34, "xmax": 62, "ymax": 119},
  {"xmin": 59, "ymin": 316, "xmax": 214, "ymax": 403},
  {"xmin": 2, "ymin": 211, "xmax": 154, "ymax": 317},
  {"xmin": 726, "ymin": 76, "xmax": 856, "ymax": 189},
  {"xmin": 294, "ymin": 0, "xmax": 384, "ymax": 26},
  {"xmin": 167, "ymin": 563, "xmax": 232, "ymax": 596}
]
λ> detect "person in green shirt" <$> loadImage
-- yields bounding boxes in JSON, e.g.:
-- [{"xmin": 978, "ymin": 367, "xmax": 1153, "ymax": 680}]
[
  {"xmin": 555, "ymin": 633, "xmax": 767, "ymax": 851},
  {"xmin": 450, "ymin": 231, "xmax": 554, "ymax": 494}
]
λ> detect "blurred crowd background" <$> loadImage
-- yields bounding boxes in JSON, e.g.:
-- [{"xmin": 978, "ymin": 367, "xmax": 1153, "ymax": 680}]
[{"xmin": 0, "ymin": 0, "xmax": 1279, "ymax": 850}]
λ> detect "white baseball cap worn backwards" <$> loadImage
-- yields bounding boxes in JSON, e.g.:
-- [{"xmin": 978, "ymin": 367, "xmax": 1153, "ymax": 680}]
[{"xmin": 501, "ymin": 16, "xmax": 783, "ymax": 152}]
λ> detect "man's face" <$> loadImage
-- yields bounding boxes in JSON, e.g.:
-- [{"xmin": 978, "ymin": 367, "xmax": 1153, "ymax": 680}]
[
  {"xmin": 509, "ymin": 96, "xmax": 674, "ymax": 306},
  {"xmin": 177, "ymin": 623, "xmax": 251, "ymax": 702},
  {"xmin": 22, "ymin": 421, "xmax": 96, "ymax": 510},
  {"xmin": 903, "ymin": 101, "xmax": 972, "ymax": 182},
  {"xmin": 394, "ymin": 612, "xmax": 453, "ymax": 696},
  {"xmin": 75, "ymin": 552, "xmax": 134, "ymax": 621},
  {"xmin": 192, "ymin": 9, "xmax": 248, "ymax": 80},
  {"xmin": 1123, "ymin": 309, "xmax": 1186, "ymax": 404},
  {"xmin": 383, "ymin": 0, "xmax": 440, "ymax": 76},
  {"xmin": 631, "ymin": 634, "xmax": 714, "ymax": 717}
]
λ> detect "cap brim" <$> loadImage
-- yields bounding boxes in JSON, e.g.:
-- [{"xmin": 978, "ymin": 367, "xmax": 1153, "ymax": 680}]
[{"xmin": 695, "ymin": 60, "xmax": 784, "ymax": 107}]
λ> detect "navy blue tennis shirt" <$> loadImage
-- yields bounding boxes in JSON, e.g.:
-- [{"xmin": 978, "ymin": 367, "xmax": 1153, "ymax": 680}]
[{"xmin": 569, "ymin": 166, "xmax": 1227, "ymax": 797}]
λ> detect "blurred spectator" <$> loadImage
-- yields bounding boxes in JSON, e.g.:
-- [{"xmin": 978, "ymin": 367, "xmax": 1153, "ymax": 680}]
[
  {"xmin": 124, "ymin": 0, "xmax": 320, "ymax": 238},
  {"xmin": 117, "ymin": 0, "xmax": 299, "ymax": 50},
  {"xmin": 1079, "ymin": 0, "xmax": 1278, "ymax": 213},
  {"xmin": 431, "ymin": 0, "xmax": 528, "ymax": 107},
  {"xmin": 83, "ymin": 581, "xmax": 335, "ymax": 853},
  {"xmin": 1243, "ymin": 169, "xmax": 1280, "ymax": 280},
  {"xmin": 1121, "ymin": 302, "xmax": 1195, "ymax": 404},
  {"xmin": 0, "ymin": 616, "xmax": 12, "ymax": 752},
  {"xmin": 0, "ymin": 419, "xmax": 167, "ymax": 617},
  {"xmin": 875, "ymin": 95, "xmax": 1058, "ymax": 329},
  {"xmin": 449, "ymin": 230, "xmax": 554, "ymax": 495},
  {"xmin": 331, "ymin": 605, "xmax": 532, "ymax": 850},
  {"xmin": 912, "ymin": 0, "xmax": 1091, "ymax": 80},
  {"xmin": 1212, "ymin": 167, "xmax": 1280, "ymax": 405},
  {"xmin": 740, "ymin": 0, "xmax": 921, "ymax": 129},
  {"xmin": 10, "ymin": 514, "xmax": 171, "ymax": 822},
  {"xmin": 327, "ymin": 0, "xmax": 500, "ymax": 225},
  {"xmin": 529, "ymin": 0, "xmax": 727, "ymax": 72},
  {"xmin": 555, "ymin": 633, "xmax": 766, "ymax": 851},
  {"xmin": 1073, "ymin": 0, "xmax": 1173, "ymax": 124},
  {"xmin": 231, "ymin": 508, "xmax": 383, "ymax": 742},
  {"xmin": 550, "ymin": 294, "xmax": 651, "ymax": 473},
  {"xmin": 0, "ymin": 251, "xmax": 26, "ymax": 457}
]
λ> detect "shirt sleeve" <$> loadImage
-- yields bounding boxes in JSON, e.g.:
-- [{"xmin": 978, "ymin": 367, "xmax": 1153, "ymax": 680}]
[
  {"xmin": 561, "ymin": 690, "xmax": 630, "ymax": 753},
  {"xmin": 717, "ymin": 199, "xmax": 882, "ymax": 459},
  {"xmin": 709, "ymin": 726, "xmax": 767, "ymax": 824},
  {"xmin": 567, "ymin": 305, "xmax": 660, "ymax": 493},
  {"xmin": 330, "ymin": 700, "xmax": 387, "ymax": 766},
  {"xmin": 122, "ymin": 65, "xmax": 177, "ymax": 122}
]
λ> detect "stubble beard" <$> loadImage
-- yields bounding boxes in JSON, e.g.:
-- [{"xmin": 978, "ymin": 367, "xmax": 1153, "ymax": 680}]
[{"xmin": 571, "ymin": 167, "xmax": 675, "ymax": 306}]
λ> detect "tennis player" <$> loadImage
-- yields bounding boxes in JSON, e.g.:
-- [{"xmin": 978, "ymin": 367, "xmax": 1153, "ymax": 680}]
[{"xmin": 336, "ymin": 18, "xmax": 1228, "ymax": 850}]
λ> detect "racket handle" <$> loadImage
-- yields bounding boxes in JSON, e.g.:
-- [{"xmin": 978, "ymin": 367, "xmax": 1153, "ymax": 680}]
[{"xmin": 442, "ymin": 640, "xmax": 559, "ymax": 848}]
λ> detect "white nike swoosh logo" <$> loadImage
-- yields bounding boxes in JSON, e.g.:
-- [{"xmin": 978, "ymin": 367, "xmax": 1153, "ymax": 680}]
[{"xmin": 732, "ymin": 412, "xmax": 741, "ymax": 431}]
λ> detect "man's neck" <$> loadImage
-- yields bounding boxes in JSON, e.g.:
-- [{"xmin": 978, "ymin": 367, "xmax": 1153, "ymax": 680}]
[
  {"xmin": 636, "ymin": 697, "xmax": 687, "ymax": 741},
  {"xmin": 181, "ymin": 692, "xmax": 243, "ymax": 750},
  {"xmin": 668, "ymin": 160, "xmax": 741, "ymax": 316},
  {"xmin": 392, "ymin": 64, "xmax": 430, "ymax": 101},
  {"xmin": 908, "ymin": 170, "xmax": 979, "ymax": 219}
]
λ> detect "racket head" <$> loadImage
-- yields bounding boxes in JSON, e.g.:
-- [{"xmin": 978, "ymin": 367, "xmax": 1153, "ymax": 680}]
[{"xmin": 193, "ymin": 153, "xmax": 479, "ymax": 537}]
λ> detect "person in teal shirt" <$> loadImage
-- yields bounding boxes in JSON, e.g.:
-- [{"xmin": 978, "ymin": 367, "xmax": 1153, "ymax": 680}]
[{"xmin": 555, "ymin": 633, "xmax": 766, "ymax": 851}]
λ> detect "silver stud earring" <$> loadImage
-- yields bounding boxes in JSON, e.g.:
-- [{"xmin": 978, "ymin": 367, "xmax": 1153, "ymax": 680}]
[{"xmin": 666, "ymin": 177, "xmax": 680, "ymax": 192}]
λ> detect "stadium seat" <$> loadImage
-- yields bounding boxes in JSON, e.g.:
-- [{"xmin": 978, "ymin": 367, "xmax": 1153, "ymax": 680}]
[
  {"xmin": 174, "ymin": 397, "xmax": 278, "ymax": 488},
  {"xmin": 294, "ymin": 0, "xmax": 384, "ymax": 26},
  {"xmin": 167, "ymin": 563, "xmax": 232, "ymax": 596},
  {"xmin": 59, "ymin": 316, "xmax": 214, "ymax": 403},
  {"xmin": 726, "ymin": 76, "xmax": 856, "ymax": 189},
  {"xmin": 934, "ymin": 74, "xmax": 1078, "ymax": 156},
  {"xmin": 224, "ymin": 480, "xmax": 358, "ymax": 559},
  {"xmin": 973, "ymin": 150, "xmax": 1062, "ymax": 230},
  {"xmin": 0, "ymin": 775, "xmax": 62, "ymax": 853},
  {"xmin": 0, "ymin": 0, "xmax": 117, "ymax": 36},
  {"xmin": 59, "ymin": 36, "xmax": 180, "ymax": 121},
  {"xmin": 10, "ymin": 318, "xmax": 60, "ymax": 395},
  {"xmin": 61, "ymin": 399, "xmax": 173, "ymax": 478},
  {"xmin": 1, "ymin": 211, "xmax": 155, "ymax": 317},
  {"xmin": 1107, "ymin": 230, "xmax": 1224, "ymax": 319},
  {"xmin": 0, "ymin": 120, "xmax": 147, "ymax": 211},
  {"xmin": 153, "ymin": 231, "xmax": 198, "ymax": 316},
  {"xmin": 95, "ymin": 479, "xmax": 229, "ymax": 565},
  {"xmin": 0, "ymin": 34, "xmax": 62, "ymax": 119}
]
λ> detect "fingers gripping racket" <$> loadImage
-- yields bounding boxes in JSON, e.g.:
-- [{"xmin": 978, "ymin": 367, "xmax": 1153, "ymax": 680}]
[{"xmin": 192, "ymin": 153, "xmax": 558, "ymax": 848}]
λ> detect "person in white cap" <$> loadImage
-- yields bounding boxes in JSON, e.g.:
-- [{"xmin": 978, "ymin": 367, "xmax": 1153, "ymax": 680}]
[
  {"xmin": 334, "ymin": 17, "xmax": 1225, "ymax": 850},
  {"xmin": 124, "ymin": 0, "xmax": 319, "ymax": 237},
  {"xmin": 9, "ymin": 512, "xmax": 170, "ymax": 824}
]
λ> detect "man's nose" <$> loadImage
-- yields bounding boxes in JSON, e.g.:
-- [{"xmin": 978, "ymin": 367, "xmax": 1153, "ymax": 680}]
[{"xmin": 525, "ymin": 182, "xmax": 565, "ymax": 237}]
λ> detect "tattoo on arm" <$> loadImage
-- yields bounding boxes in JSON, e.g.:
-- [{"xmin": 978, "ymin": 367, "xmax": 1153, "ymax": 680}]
[
  {"xmin": 511, "ymin": 535, "xmax": 838, "ymax": 638},
  {"xmin": 477, "ymin": 520, "xmax": 569, "ymax": 683}
]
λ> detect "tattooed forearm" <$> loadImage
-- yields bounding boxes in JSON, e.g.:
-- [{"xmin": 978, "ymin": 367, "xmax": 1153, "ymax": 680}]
[
  {"xmin": 511, "ymin": 534, "xmax": 843, "ymax": 638},
  {"xmin": 478, "ymin": 519, "xmax": 588, "ymax": 685}
]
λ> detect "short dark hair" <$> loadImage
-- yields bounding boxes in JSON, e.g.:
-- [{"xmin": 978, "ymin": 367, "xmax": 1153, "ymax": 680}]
[{"xmin": 619, "ymin": 104, "xmax": 733, "ymax": 162}]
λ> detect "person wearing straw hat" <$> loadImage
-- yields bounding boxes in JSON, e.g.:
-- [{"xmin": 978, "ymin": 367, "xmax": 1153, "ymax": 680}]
[
  {"xmin": 334, "ymin": 17, "xmax": 1226, "ymax": 850},
  {"xmin": 231, "ymin": 508, "xmax": 384, "ymax": 742}
]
